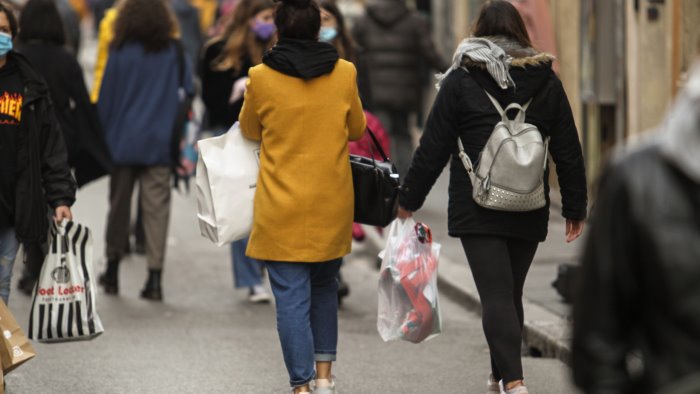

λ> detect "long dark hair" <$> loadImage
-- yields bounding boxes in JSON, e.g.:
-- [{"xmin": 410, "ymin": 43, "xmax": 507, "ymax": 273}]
[
  {"xmin": 319, "ymin": 0, "xmax": 356, "ymax": 62},
  {"xmin": 18, "ymin": 0, "xmax": 66, "ymax": 46},
  {"xmin": 274, "ymin": 0, "xmax": 320, "ymax": 40},
  {"xmin": 111, "ymin": 0, "xmax": 178, "ymax": 52},
  {"xmin": 473, "ymin": 0, "xmax": 532, "ymax": 48}
]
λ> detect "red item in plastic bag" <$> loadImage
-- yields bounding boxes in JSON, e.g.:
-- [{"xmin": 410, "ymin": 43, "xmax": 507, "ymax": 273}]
[{"xmin": 394, "ymin": 223, "xmax": 438, "ymax": 343}]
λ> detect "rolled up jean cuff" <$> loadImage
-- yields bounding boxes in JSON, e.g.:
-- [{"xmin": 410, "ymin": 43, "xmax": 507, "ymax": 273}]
[
  {"xmin": 291, "ymin": 373, "xmax": 315, "ymax": 388},
  {"xmin": 315, "ymin": 352, "xmax": 336, "ymax": 362}
]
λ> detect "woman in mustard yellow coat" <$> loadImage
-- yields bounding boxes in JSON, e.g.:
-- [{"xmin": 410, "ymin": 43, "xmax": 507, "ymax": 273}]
[{"xmin": 238, "ymin": 0, "xmax": 365, "ymax": 392}]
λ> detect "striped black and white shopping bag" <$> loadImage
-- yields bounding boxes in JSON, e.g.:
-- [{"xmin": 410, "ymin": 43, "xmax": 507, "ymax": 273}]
[{"xmin": 29, "ymin": 220, "xmax": 104, "ymax": 342}]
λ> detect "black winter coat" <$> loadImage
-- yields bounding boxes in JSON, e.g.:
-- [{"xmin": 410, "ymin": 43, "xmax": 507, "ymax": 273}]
[
  {"xmin": 572, "ymin": 87, "xmax": 700, "ymax": 393},
  {"xmin": 200, "ymin": 40, "xmax": 251, "ymax": 130},
  {"xmin": 352, "ymin": 0, "xmax": 449, "ymax": 112},
  {"xmin": 10, "ymin": 51, "xmax": 76, "ymax": 243},
  {"xmin": 18, "ymin": 42, "xmax": 112, "ymax": 187},
  {"xmin": 400, "ymin": 51, "xmax": 587, "ymax": 242}
]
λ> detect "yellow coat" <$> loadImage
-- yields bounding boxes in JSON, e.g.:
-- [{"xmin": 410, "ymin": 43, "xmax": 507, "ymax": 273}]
[
  {"xmin": 239, "ymin": 60, "xmax": 366, "ymax": 263},
  {"xmin": 90, "ymin": 8, "xmax": 118, "ymax": 103}
]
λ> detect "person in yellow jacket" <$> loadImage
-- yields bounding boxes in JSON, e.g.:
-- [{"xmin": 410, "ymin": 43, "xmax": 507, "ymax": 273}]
[
  {"xmin": 90, "ymin": 3, "xmax": 120, "ymax": 103},
  {"xmin": 238, "ymin": 0, "xmax": 365, "ymax": 391}
]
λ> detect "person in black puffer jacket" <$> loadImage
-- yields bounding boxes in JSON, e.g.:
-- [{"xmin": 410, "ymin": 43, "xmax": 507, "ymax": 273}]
[
  {"xmin": 352, "ymin": 0, "xmax": 449, "ymax": 176},
  {"xmin": 14, "ymin": 0, "xmax": 113, "ymax": 295},
  {"xmin": 398, "ymin": 2, "xmax": 587, "ymax": 393},
  {"xmin": 573, "ymin": 61, "xmax": 700, "ymax": 394}
]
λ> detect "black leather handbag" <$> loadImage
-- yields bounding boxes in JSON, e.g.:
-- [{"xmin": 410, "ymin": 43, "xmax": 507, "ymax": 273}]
[{"xmin": 350, "ymin": 128, "xmax": 400, "ymax": 227}]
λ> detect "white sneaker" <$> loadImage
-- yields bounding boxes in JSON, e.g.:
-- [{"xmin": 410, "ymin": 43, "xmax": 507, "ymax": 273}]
[
  {"xmin": 248, "ymin": 286, "xmax": 271, "ymax": 303},
  {"xmin": 487, "ymin": 374, "xmax": 504, "ymax": 394},
  {"xmin": 314, "ymin": 378, "xmax": 336, "ymax": 394},
  {"xmin": 505, "ymin": 384, "xmax": 529, "ymax": 394}
]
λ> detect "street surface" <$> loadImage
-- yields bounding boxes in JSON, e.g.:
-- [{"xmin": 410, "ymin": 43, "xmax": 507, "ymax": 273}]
[{"xmin": 4, "ymin": 179, "xmax": 579, "ymax": 393}]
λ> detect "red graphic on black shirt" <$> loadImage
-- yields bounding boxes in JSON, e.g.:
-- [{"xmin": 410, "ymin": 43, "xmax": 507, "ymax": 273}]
[{"xmin": 0, "ymin": 92, "xmax": 22, "ymax": 125}]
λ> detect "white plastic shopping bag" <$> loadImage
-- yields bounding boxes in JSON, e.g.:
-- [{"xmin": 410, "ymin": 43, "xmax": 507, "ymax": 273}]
[
  {"xmin": 377, "ymin": 218, "xmax": 442, "ymax": 343},
  {"xmin": 29, "ymin": 220, "xmax": 104, "ymax": 342},
  {"xmin": 196, "ymin": 122, "xmax": 260, "ymax": 246}
]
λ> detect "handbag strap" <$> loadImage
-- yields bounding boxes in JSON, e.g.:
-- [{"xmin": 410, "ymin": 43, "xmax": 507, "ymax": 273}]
[{"xmin": 365, "ymin": 127, "xmax": 390, "ymax": 163}]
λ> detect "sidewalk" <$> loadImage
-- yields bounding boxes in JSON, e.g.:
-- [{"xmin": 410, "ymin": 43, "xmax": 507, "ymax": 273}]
[{"xmin": 409, "ymin": 172, "xmax": 583, "ymax": 364}]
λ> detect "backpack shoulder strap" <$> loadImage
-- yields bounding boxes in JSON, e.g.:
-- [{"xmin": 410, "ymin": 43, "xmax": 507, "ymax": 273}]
[{"xmin": 484, "ymin": 91, "xmax": 505, "ymax": 116}]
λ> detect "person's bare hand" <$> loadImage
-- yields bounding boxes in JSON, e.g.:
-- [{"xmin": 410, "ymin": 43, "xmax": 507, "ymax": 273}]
[
  {"xmin": 397, "ymin": 206, "xmax": 413, "ymax": 220},
  {"xmin": 566, "ymin": 219, "xmax": 584, "ymax": 243},
  {"xmin": 54, "ymin": 206, "xmax": 73, "ymax": 222}
]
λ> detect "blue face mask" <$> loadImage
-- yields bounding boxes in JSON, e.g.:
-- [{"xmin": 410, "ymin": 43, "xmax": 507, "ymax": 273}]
[
  {"xmin": 319, "ymin": 27, "xmax": 338, "ymax": 43},
  {"xmin": 0, "ymin": 33, "xmax": 12, "ymax": 57}
]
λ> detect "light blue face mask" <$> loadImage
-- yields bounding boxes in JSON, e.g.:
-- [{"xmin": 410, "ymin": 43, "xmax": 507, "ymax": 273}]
[
  {"xmin": 0, "ymin": 32, "xmax": 12, "ymax": 57},
  {"xmin": 319, "ymin": 27, "xmax": 338, "ymax": 43}
]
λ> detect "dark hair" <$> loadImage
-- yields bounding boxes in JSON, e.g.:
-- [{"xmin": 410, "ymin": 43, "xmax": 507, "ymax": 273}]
[
  {"xmin": 18, "ymin": 0, "xmax": 66, "ymax": 46},
  {"xmin": 319, "ymin": 0, "xmax": 356, "ymax": 62},
  {"xmin": 112, "ymin": 0, "xmax": 178, "ymax": 52},
  {"xmin": 274, "ymin": 0, "xmax": 321, "ymax": 40},
  {"xmin": 473, "ymin": 0, "xmax": 532, "ymax": 48},
  {"xmin": 0, "ymin": 1, "xmax": 18, "ymax": 38}
]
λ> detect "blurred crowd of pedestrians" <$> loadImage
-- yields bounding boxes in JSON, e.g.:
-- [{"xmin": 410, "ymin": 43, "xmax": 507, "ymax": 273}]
[{"xmin": 0, "ymin": 0, "xmax": 699, "ymax": 393}]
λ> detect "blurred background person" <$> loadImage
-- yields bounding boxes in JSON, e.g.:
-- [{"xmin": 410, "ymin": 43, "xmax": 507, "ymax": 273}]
[
  {"xmin": 318, "ymin": 0, "xmax": 388, "ymax": 305},
  {"xmin": 97, "ymin": 0, "xmax": 193, "ymax": 301},
  {"xmin": 0, "ymin": 1, "xmax": 75, "ymax": 304},
  {"xmin": 14, "ymin": 0, "xmax": 112, "ymax": 295},
  {"xmin": 397, "ymin": 1, "xmax": 587, "ymax": 393},
  {"xmin": 572, "ymin": 60, "xmax": 700, "ymax": 394},
  {"xmin": 352, "ymin": 0, "xmax": 449, "ymax": 176},
  {"xmin": 200, "ymin": 0, "xmax": 275, "ymax": 304},
  {"xmin": 171, "ymin": 0, "xmax": 203, "ymax": 71},
  {"xmin": 238, "ymin": 0, "xmax": 365, "ymax": 390}
]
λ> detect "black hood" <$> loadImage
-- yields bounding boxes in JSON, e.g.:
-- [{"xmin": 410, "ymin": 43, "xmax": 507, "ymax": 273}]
[
  {"xmin": 263, "ymin": 39, "xmax": 339, "ymax": 80},
  {"xmin": 366, "ymin": 0, "xmax": 410, "ymax": 27},
  {"xmin": 8, "ymin": 51, "xmax": 50, "ymax": 103}
]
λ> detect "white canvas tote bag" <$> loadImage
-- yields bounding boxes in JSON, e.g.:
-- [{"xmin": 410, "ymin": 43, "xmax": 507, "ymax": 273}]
[{"xmin": 196, "ymin": 122, "xmax": 260, "ymax": 246}]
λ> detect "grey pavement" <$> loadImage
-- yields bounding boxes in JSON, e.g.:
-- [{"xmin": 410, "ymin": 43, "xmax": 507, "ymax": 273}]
[{"xmin": 3, "ymin": 178, "xmax": 579, "ymax": 393}]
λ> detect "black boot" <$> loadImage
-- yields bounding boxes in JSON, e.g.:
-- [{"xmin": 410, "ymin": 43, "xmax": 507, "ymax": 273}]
[
  {"xmin": 99, "ymin": 259, "xmax": 120, "ymax": 295},
  {"xmin": 140, "ymin": 269, "xmax": 162, "ymax": 301}
]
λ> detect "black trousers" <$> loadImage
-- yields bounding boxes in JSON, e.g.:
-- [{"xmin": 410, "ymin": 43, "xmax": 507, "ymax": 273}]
[{"xmin": 460, "ymin": 235, "xmax": 539, "ymax": 384}]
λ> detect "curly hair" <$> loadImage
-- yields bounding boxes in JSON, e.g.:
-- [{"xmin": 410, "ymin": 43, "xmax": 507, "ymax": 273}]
[{"xmin": 111, "ymin": 0, "xmax": 178, "ymax": 52}]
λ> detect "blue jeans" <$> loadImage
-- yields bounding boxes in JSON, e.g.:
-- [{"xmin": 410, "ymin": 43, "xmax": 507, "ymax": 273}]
[
  {"xmin": 230, "ymin": 238, "xmax": 264, "ymax": 288},
  {"xmin": 0, "ymin": 228, "xmax": 20, "ymax": 304},
  {"xmin": 266, "ymin": 259, "xmax": 341, "ymax": 387}
]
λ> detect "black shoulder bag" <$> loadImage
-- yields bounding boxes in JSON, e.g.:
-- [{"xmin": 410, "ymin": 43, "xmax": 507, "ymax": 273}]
[{"xmin": 350, "ymin": 128, "xmax": 400, "ymax": 227}]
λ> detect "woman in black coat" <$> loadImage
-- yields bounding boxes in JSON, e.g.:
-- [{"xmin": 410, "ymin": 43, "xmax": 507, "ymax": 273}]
[
  {"xmin": 15, "ymin": 0, "xmax": 112, "ymax": 294},
  {"xmin": 18, "ymin": 0, "xmax": 112, "ymax": 186},
  {"xmin": 398, "ymin": 2, "xmax": 587, "ymax": 393}
]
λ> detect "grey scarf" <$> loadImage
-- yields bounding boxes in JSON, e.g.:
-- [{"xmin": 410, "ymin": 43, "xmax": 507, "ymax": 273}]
[{"xmin": 436, "ymin": 37, "xmax": 515, "ymax": 90}]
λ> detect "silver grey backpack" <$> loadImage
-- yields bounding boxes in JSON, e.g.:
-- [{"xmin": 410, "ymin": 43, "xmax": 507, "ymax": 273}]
[{"xmin": 457, "ymin": 91, "xmax": 549, "ymax": 212}]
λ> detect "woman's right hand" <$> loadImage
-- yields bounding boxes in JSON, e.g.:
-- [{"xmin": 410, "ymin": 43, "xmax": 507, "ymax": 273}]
[{"xmin": 397, "ymin": 206, "xmax": 413, "ymax": 220}]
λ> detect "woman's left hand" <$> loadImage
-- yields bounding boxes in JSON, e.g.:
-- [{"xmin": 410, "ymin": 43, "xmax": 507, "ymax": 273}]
[
  {"xmin": 565, "ymin": 219, "xmax": 585, "ymax": 243},
  {"xmin": 397, "ymin": 206, "xmax": 413, "ymax": 220}
]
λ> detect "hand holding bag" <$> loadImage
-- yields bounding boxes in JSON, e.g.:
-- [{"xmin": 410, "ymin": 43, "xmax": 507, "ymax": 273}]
[
  {"xmin": 29, "ymin": 220, "xmax": 104, "ymax": 343},
  {"xmin": 351, "ymin": 128, "xmax": 400, "ymax": 227},
  {"xmin": 196, "ymin": 122, "xmax": 260, "ymax": 246}
]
